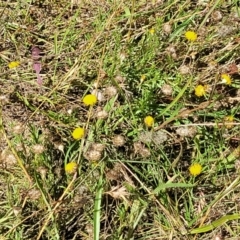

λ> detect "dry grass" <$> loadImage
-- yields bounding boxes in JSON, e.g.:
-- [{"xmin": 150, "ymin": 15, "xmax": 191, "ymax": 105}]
[{"xmin": 0, "ymin": 0, "xmax": 240, "ymax": 239}]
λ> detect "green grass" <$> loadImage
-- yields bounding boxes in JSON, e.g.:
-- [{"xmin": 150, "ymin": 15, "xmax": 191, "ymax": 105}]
[{"xmin": 0, "ymin": 0, "xmax": 240, "ymax": 239}]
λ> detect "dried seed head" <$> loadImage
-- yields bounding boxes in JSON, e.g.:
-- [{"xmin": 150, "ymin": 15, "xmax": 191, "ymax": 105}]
[
  {"xmin": 138, "ymin": 131, "xmax": 152, "ymax": 144},
  {"xmin": 28, "ymin": 188, "xmax": 41, "ymax": 200},
  {"xmin": 139, "ymin": 148, "xmax": 151, "ymax": 158},
  {"xmin": 119, "ymin": 52, "xmax": 127, "ymax": 63},
  {"xmin": 176, "ymin": 126, "xmax": 197, "ymax": 137},
  {"xmin": 1, "ymin": 149, "xmax": 17, "ymax": 167},
  {"xmin": 85, "ymin": 150, "xmax": 102, "ymax": 162},
  {"xmin": 166, "ymin": 45, "xmax": 177, "ymax": 58},
  {"xmin": 106, "ymin": 164, "xmax": 123, "ymax": 181},
  {"xmin": 115, "ymin": 74, "xmax": 125, "ymax": 83},
  {"xmin": 91, "ymin": 143, "xmax": 105, "ymax": 152},
  {"xmin": 37, "ymin": 166, "xmax": 48, "ymax": 179},
  {"xmin": 112, "ymin": 135, "xmax": 125, "ymax": 147},
  {"xmin": 179, "ymin": 65, "xmax": 191, "ymax": 75},
  {"xmin": 235, "ymin": 160, "xmax": 240, "ymax": 172},
  {"xmin": 0, "ymin": 95, "xmax": 8, "ymax": 104},
  {"xmin": 32, "ymin": 144, "xmax": 45, "ymax": 154},
  {"xmin": 104, "ymin": 86, "xmax": 118, "ymax": 98},
  {"xmin": 161, "ymin": 84, "xmax": 173, "ymax": 96},
  {"xmin": 13, "ymin": 206, "xmax": 22, "ymax": 216},
  {"xmin": 96, "ymin": 109, "xmax": 108, "ymax": 119},
  {"xmin": 133, "ymin": 142, "xmax": 144, "ymax": 154},
  {"xmin": 91, "ymin": 89, "xmax": 105, "ymax": 102},
  {"xmin": 152, "ymin": 130, "xmax": 168, "ymax": 145},
  {"xmin": 12, "ymin": 124, "xmax": 24, "ymax": 134},
  {"xmin": 162, "ymin": 22, "xmax": 172, "ymax": 34},
  {"xmin": 105, "ymin": 185, "xmax": 130, "ymax": 201},
  {"xmin": 212, "ymin": 10, "xmax": 222, "ymax": 21}
]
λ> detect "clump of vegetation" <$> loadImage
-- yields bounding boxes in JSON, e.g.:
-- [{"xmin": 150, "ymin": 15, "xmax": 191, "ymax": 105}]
[{"xmin": 0, "ymin": 0, "xmax": 240, "ymax": 239}]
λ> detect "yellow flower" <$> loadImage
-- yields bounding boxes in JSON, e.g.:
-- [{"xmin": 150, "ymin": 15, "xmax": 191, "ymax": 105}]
[
  {"xmin": 189, "ymin": 163, "xmax": 202, "ymax": 176},
  {"xmin": 144, "ymin": 116, "xmax": 154, "ymax": 127},
  {"xmin": 83, "ymin": 94, "xmax": 97, "ymax": 106},
  {"xmin": 224, "ymin": 115, "xmax": 234, "ymax": 129},
  {"xmin": 72, "ymin": 127, "xmax": 85, "ymax": 140},
  {"xmin": 185, "ymin": 31, "xmax": 197, "ymax": 41},
  {"xmin": 8, "ymin": 61, "xmax": 20, "ymax": 69},
  {"xmin": 221, "ymin": 74, "xmax": 231, "ymax": 85},
  {"xmin": 140, "ymin": 75, "xmax": 146, "ymax": 83},
  {"xmin": 149, "ymin": 28, "xmax": 155, "ymax": 35},
  {"xmin": 65, "ymin": 162, "xmax": 78, "ymax": 174},
  {"xmin": 194, "ymin": 85, "xmax": 206, "ymax": 97}
]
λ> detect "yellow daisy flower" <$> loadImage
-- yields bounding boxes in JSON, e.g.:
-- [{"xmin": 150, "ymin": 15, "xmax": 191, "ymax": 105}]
[
  {"xmin": 189, "ymin": 163, "xmax": 202, "ymax": 176},
  {"xmin": 72, "ymin": 127, "xmax": 85, "ymax": 140},
  {"xmin": 65, "ymin": 162, "xmax": 78, "ymax": 174},
  {"xmin": 149, "ymin": 28, "xmax": 155, "ymax": 35},
  {"xmin": 224, "ymin": 115, "xmax": 234, "ymax": 129},
  {"xmin": 221, "ymin": 74, "xmax": 231, "ymax": 85},
  {"xmin": 185, "ymin": 31, "xmax": 197, "ymax": 41},
  {"xmin": 83, "ymin": 94, "xmax": 97, "ymax": 106},
  {"xmin": 8, "ymin": 61, "xmax": 20, "ymax": 69},
  {"xmin": 194, "ymin": 85, "xmax": 206, "ymax": 97},
  {"xmin": 144, "ymin": 116, "xmax": 154, "ymax": 127}
]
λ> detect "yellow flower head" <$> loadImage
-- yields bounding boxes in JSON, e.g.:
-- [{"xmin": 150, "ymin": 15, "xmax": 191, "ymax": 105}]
[
  {"xmin": 8, "ymin": 61, "xmax": 20, "ymax": 69},
  {"xmin": 65, "ymin": 162, "xmax": 78, "ymax": 174},
  {"xmin": 189, "ymin": 163, "xmax": 202, "ymax": 176},
  {"xmin": 224, "ymin": 115, "xmax": 234, "ymax": 129},
  {"xmin": 144, "ymin": 116, "xmax": 154, "ymax": 127},
  {"xmin": 221, "ymin": 74, "xmax": 231, "ymax": 85},
  {"xmin": 149, "ymin": 28, "xmax": 155, "ymax": 35},
  {"xmin": 194, "ymin": 85, "xmax": 206, "ymax": 97},
  {"xmin": 140, "ymin": 75, "xmax": 146, "ymax": 83},
  {"xmin": 185, "ymin": 31, "xmax": 197, "ymax": 41},
  {"xmin": 72, "ymin": 127, "xmax": 85, "ymax": 140},
  {"xmin": 83, "ymin": 94, "xmax": 97, "ymax": 106}
]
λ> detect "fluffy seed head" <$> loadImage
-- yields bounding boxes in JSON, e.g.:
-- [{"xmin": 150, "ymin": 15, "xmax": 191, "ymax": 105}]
[
  {"xmin": 162, "ymin": 22, "xmax": 172, "ymax": 34},
  {"xmin": 91, "ymin": 143, "xmax": 105, "ymax": 152},
  {"xmin": 161, "ymin": 84, "xmax": 173, "ymax": 96},
  {"xmin": 86, "ymin": 150, "xmax": 102, "ymax": 162},
  {"xmin": 104, "ymin": 86, "xmax": 117, "ymax": 98},
  {"xmin": 32, "ymin": 144, "xmax": 45, "ymax": 154},
  {"xmin": 96, "ymin": 109, "xmax": 108, "ymax": 119},
  {"xmin": 112, "ymin": 135, "xmax": 125, "ymax": 147}
]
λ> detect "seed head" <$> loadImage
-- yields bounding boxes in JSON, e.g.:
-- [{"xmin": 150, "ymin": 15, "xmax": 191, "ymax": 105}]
[
  {"xmin": 161, "ymin": 84, "xmax": 173, "ymax": 96},
  {"xmin": 96, "ymin": 109, "xmax": 108, "ymax": 119},
  {"xmin": 32, "ymin": 144, "xmax": 45, "ymax": 154},
  {"xmin": 91, "ymin": 143, "xmax": 105, "ymax": 152},
  {"xmin": 112, "ymin": 135, "xmax": 125, "ymax": 147},
  {"xmin": 162, "ymin": 22, "xmax": 172, "ymax": 34},
  {"xmin": 104, "ymin": 86, "xmax": 118, "ymax": 98},
  {"xmin": 85, "ymin": 150, "xmax": 102, "ymax": 162}
]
